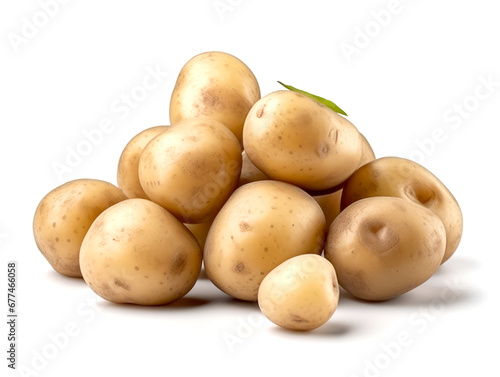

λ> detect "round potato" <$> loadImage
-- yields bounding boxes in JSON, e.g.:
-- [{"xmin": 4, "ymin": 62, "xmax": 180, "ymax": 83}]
[
  {"xmin": 79, "ymin": 199, "xmax": 202, "ymax": 306},
  {"xmin": 325, "ymin": 197, "xmax": 446, "ymax": 301},
  {"xmin": 341, "ymin": 157, "xmax": 462, "ymax": 264},
  {"xmin": 243, "ymin": 90, "xmax": 363, "ymax": 191},
  {"xmin": 314, "ymin": 133, "xmax": 375, "ymax": 226},
  {"xmin": 238, "ymin": 151, "xmax": 268, "ymax": 187},
  {"xmin": 169, "ymin": 51, "xmax": 261, "ymax": 143},
  {"xmin": 117, "ymin": 125, "xmax": 168, "ymax": 199},
  {"xmin": 204, "ymin": 180, "xmax": 326, "ymax": 301},
  {"xmin": 33, "ymin": 179, "xmax": 127, "ymax": 277},
  {"xmin": 258, "ymin": 254, "xmax": 340, "ymax": 331},
  {"xmin": 138, "ymin": 117, "xmax": 242, "ymax": 223}
]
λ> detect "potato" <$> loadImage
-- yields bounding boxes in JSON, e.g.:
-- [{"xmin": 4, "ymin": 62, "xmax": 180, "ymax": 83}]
[
  {"xmin": 33, "ymin": 179, "xmax": 127, "ymax": 278},
  {"xmin": 243, "ymin": 90, "xmax": 363, "ymax": 191},
  {"xmin": 314, "ymin": 133, "xmax": 375, "ymax": 226},
  {"xmin": 258, "ymin": 254, "xmax": 340, "ymax": 331},
  {"xmin": 79, "ymin": 198, "xmax": 202, "ymax": 305},
  {"xmin": 238, "ymin": 151, "xmax": 268, "ymax": 187},
  {"xmin": 341, "ymin": 157, "xmax": 462, "ymax": 264},
  {"xmin": 138, "ymin": 117, "xmax": 242, "ymax": 223},
  {"xmin": 169, "ymin": 51, "xmax": 261, "ymax": 143},
  {"xmin": 204, "ymin": 180, "xmax": 326, "ymax": 301},
  {"xmin": 117, "ymin": 125, "xmax": 168, "ymax": 199},
  {"xmin": 324, "ymin": 197, "xmax": 446, "ymax": 301}
]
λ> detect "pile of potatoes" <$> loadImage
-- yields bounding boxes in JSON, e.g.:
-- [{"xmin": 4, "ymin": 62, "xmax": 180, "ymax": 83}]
[{"xmin": 33, "ymin": 51, "xmax": 463, "ymax": 331}]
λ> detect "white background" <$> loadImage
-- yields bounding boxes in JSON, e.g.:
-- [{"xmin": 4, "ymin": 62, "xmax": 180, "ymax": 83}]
[{"xmin": 1, "ymin": 1, "xmax": 499, "ymax": 376}]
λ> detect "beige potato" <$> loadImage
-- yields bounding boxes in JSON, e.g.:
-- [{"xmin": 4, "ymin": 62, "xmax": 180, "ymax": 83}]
[
  {"xmin": 341, "ymin": 157, "xmax": 462, "ymax": 264},
  {"xmin": 79, "ymin": 198, "xmax": 202, "ymax": 305},
  {"xmin": 33, "ymin": 179, "xmax": 127, "ymax": 277},
  {"xmin": 243, "ymin": 90, "xmax": 363, "ymax": 191},
  {"xmin": 138, "ymin": 117, "xmax": 242, "ymax": 223},
  {"xmin": 314, "ymin": 133, "xmax": 375, "ymax": 226},
  {"xmin": 204, "ymin": 180, "xmax": 326, "ymax": 301},
  {"xmin": 258, "ymin": 254, "xmax": 340, "ymax": 331},
  {"xmin": 238, "ymin": 151, "xmax": 268, "ymax": 187},
  {"xmin": 324, "ymin": 197, "xmax": 446, "ymax": 301},
  {"xmin": 169, "ymin": 51, "xmax": 261, "ymax": 143},
  {"xmin": 117, "ymin": 125, "xmax": 168, "ymax": 199}
]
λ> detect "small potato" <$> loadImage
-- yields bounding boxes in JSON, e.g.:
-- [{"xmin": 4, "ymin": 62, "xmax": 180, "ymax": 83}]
[
  {"xmin": 170, "ymin": 51, "xmax": 261, "ymax": 143},
  {"xmin": 33, "ymin": 179, "xmax": 127, "ymax": 277},
  {"xmin": 324, "ymin": 197, "xmax": 446, "ymax": 301},
  {"xmin": 204, "ymin": 180, "xmax": 326, "ymax": 301},
  {"xmin": 258, "ymin": 254, "xmax": 340, "ymax": 331},
  {"xmin": 80, "ymin": 199, "xmax": 202, "ymax": 306},
  {"xmin": 117, "ymin": 125, "xmax": 168, "ymax": 199},
  {"xmin": 138, "ymin": 117, "xmax": 242, "ymax": 223},
  {"xmin": 341, "ymin": 157, "xmax": 462, "ymax": 264},
  {"xmin": 243, "ymin": 90, "xmax": 363, "ymax": 191},
  {"xmin": 314, "ymin": 133, "xmax": 375, "ymax": 226}
]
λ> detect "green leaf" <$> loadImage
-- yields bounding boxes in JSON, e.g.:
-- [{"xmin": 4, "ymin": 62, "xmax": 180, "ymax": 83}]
[{"xmin": 277, "ymin": 81, "xmax": 348, "ymax": 116}]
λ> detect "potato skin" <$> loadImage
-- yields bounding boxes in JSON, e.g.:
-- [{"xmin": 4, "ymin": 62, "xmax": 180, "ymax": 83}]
[
  {"xmin": 324, "ymin": 197, "xmax": 446, "ymax": 301},
  {"xmin": 258, "ymin": 254, "xmax": 340, "ymax": 331},
  {"xmin": 79, "ymin": 199, "xmax": 202, "ymax": 306},
  {"xmin": 243, "ymin": 90, "xmax": 362, "ymax": 190},
  {"xmin": 169, "ymin": 51, "xmax": 261, "ymax": 144},
  {"xmin": 117, "ymin": 125, "xmax": 168, "ymax": 199},
  {"xmin": 314, "ymin": 133, "xmax": 375, "ymax": 226},
  {"xmin": 33, "ymin": 179, "xmax": 127, "ymax": 278},
  {"xmin": 204, "ymin": 180, "xmax": 326, "ymax": 301},
  {"xmin": 138, "ymin": 117, "xmax": 242, "ymax": 223},
  {"xmin": 341, "ymin": 157, "xmax": 462, "ymax": 264}
]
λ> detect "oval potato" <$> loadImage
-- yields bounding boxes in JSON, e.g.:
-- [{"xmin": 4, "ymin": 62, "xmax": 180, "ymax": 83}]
[
  {"xmin": 169, "ymin": 51, "xmax": 261, "ymax": 143},
  {"xmin": 33, "ymin": 179, "xmax": 127, "ymax": 277},
  {"xmin": 243, "ymin": 90, "xmax": 363, "ymax": 191},
  {"xmin": 258, "ymin": 254, "xmax": 340, "ymax": 331},
  {"xmin": 204, "ymin": 180, "xmax": 326, "ymax": 301},
  {"xmin": 324, "ymin": 197, "xmax": 446, "ymax": 301},
  {"xmin": 80, "ymin": 199, "xmax": 202, "ymax": 305}
]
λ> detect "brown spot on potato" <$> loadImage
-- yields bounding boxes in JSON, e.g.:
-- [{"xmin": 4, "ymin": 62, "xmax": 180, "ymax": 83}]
[
  {"xmin": 114, "ymin": 279, "xmax": 130, "ymax": 291},
  {"xmin": 239, "ymin": 221, "xmax": 251, "ymax": 232},
  {"xmin": 234, "ymin": 262, "xmax": 246, "ymax": 273},
  {"xmin": 256, "ymin": 106, "xmax": 265, "ymax": 118},
  {"xmin": 289, "ymin": 313, "xmax": 308, "ymax": 323},
  {"xmin": 134, "ymin": 266, "xmax": 140, "ymax": 271},
  {"xmin": 171, "ymin": 252, "xmax": 187, "ymax": 275},
  {"xmin": 52, "ymin": 222, "xmax": 57, "ymax": 228}
]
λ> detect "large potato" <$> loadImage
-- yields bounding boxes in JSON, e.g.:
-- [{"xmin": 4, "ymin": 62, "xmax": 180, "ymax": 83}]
[
  {"xmin": 341, "ymin": 157, "xmax": 463, "ymax": 264},
  {"xmin": 314, "ymin": 133, "xmax": 375, "ymax": 226},
  {"xmin": 258, "ymin": 254, "xmax": 340, "ymax": 331},
  {"xmin": 324, "ymin": 197, "xmax": 446, "ymax": 301},
  {"xmin": 117, "ymin": 125, "xmax": 168, "ymax": 199},
  {"xmin": 243, "ymin": 90, "xmax": 363, "ymax": 191},
  {"xmin": 169, "ymin": 51, "xmax": 261, "ymax": 143},
  {"xmin": 204, "ymin": 180, "xmax": 326, "ymax": 301},
  {"xmin": 80, "ymin": 198, "xmax": 202, "ymax": 306},
  {"xmin": 138, "ymin": 117, "xmax": 242, "ymax": 223},
  {"xmin": 33, "ymin": 179, "xmax": 127, "ymax": 277}
]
